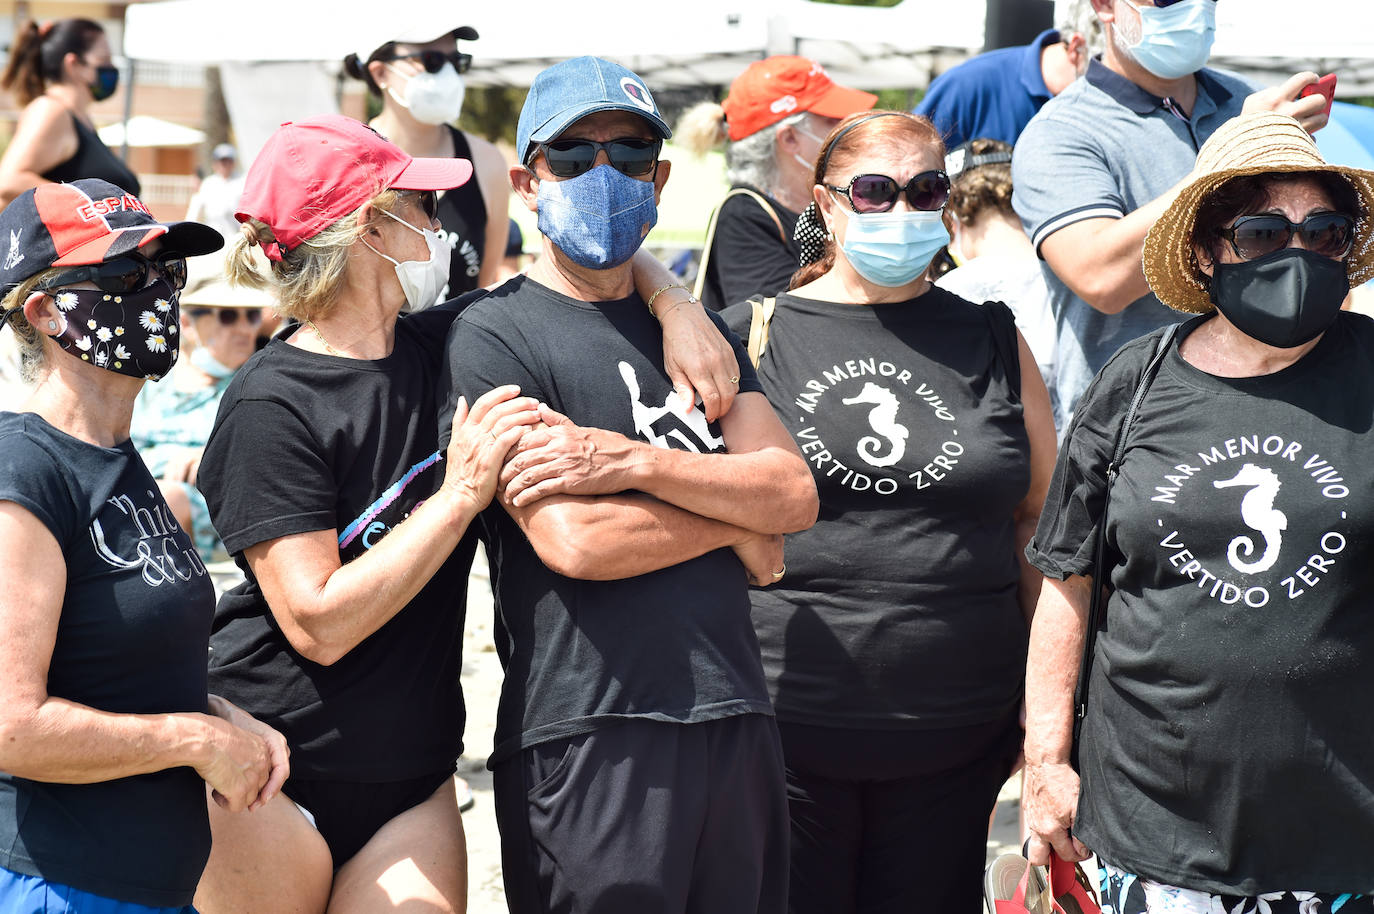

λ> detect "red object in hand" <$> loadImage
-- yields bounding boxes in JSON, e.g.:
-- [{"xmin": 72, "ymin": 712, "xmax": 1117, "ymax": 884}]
[{"xmin": 1300, "ymin": 73, "xmax": 1338, "ymax": 117}]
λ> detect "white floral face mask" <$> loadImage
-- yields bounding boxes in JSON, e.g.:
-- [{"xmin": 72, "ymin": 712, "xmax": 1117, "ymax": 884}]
[{"xmin": 48, "ymin": 276, "xmax": 181, "ymax": 380}]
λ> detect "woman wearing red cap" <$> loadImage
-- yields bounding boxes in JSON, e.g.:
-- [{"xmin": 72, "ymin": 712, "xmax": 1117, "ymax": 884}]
[
  {"xmin": 192, "ymin": 115, "xmax": 740, "ymax": 914},
  {"xmin": 679, "ymin": 55, "xmax": 877, "ymax": 311},
  {"xmin": 0, "ymin": 178, "xmax": 287, "ymax": 914},
  {"xmin": 0, "ymin": 18, "xmax": 139, "ymax": 208}
]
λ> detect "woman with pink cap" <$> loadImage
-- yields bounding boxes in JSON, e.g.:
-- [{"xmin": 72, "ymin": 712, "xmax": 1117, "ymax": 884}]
[{"xmin": 192, "ymin": 114, "xmax": 739, "ymax": 914}]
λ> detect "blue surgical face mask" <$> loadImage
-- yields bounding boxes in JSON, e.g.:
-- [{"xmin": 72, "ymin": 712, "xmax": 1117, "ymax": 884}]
[
  {"xmin": 1120, "ymin": 0, "xmax": 1216, "ymax": 80},
  {"xmin": 536, "ymin": 163, "xmax": 658, "ymax": 270},
  {"xmin": 835, "ymin": 205, "xmax": 951, "ymax": 288}
]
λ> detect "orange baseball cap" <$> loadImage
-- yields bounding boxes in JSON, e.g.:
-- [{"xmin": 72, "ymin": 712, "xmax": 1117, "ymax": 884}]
[{"xmin": 721, "ymin": 56, "xmax": 877, "ymax": 141}]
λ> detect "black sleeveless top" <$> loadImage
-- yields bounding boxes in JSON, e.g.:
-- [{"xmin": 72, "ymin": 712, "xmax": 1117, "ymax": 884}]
[
  {"xmin": 43, "ymin": 114, "xmax": 140, "ymax": 196},
  {"xmin": 435, "ymin": 126, "xmax": 487, "ymax": 296}
]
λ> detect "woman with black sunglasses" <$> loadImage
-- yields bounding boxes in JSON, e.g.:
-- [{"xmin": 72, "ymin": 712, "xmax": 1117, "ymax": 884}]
[
  {"xmin": 722, "ymin": 110, "xmax": 1058, "ymax": 913},
  {"xmin": 130, "ymin": 255, "xmax": 272, "ymax": 563},
  {"xmin": 0, "ymin": 178, "xmax": 289, "ymax": 913},
  {"xmin": 1023, "ymin": 112, "xmax": 1374, "ymax": 914},
  {"xmin": 343, "ymin": 14, "xmax": 510, "ymax": 303},
  {"xmin": 0, "ymin": 18, "xmax": 139, "ymax": 208}
]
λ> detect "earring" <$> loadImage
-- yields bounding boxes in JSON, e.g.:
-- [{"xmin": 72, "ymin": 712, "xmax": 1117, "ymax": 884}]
[{"xmin": 47, "ymin": 320, "xmax": 57, "ymax": 331}]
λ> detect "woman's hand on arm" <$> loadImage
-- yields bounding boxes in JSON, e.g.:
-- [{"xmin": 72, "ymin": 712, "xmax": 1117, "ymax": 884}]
[
  {"xmin": 246, "ymin": 386, "xmax": 541, "ymax": 666},
  {"xmin": 0, "ymin": 99, "xmax": 77, "ymax": 207},
  {"xmin": 206, "ymin": 695, "xmax": 289, "ymax": 811},
  {"xmin": 0, "ymin": 502, "xmax": 273, "ymax": 810},
  {"xmin": 1023, "ymin": 574, "xmax": 1093, "ymax": 865},
  {"xmin": 1014, "ymin": 331, "xmax": 1057, "ymax": 624},
  {"xmin": 630, "ymin": 249, "xmax": 739, "ymax": 422}
]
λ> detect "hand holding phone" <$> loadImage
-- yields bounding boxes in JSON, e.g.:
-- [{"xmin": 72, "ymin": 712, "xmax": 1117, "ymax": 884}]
[{"xmin": 1299, "ymin": 73, "xmax": 1337, "ymax": 117}]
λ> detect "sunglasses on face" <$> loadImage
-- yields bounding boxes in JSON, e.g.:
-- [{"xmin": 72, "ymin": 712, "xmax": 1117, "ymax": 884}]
[
  {"xmin": 1151, "ymin": 0, "xmax": 1217, "ymax": 6},
  {"xmin": 377, "ymin": 49, "xmax": 472, "ymax": 75},
  {"xmin": 404, "ymin": 190, "xmax": 439, "ymax": 221},
  {"xmin": 826, "ymin": 171, "xmax": 951, "ymax": 214},
  {"xmin": 188, "ymin": 307, "xmax": 263, "ymax": 327},
  {"xmin": 1215, "ymin": 212, "xmax": 1356, "ymax": 261},
  {"xmin": 36, "ymin": 250, "xmax": 188, "ymax": 295},
  {"xmin": 536, "ymin": 137, "xmax": 661, "ymax": 179}
]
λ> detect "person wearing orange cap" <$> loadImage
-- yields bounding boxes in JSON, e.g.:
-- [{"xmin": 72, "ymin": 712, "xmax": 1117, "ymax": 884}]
[{"xmin": 679, "ymin": 56, "xmax": 876, "ymax": 311}]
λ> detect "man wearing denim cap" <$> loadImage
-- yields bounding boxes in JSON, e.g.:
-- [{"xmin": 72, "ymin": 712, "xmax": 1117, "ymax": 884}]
[
  {"xmin": 1012, "ymin": 0, "xmax": 1331, "ymax": 435},
  {"xmin": 438, "ymin": 55, "xmax": 816, "ymax": 914}
]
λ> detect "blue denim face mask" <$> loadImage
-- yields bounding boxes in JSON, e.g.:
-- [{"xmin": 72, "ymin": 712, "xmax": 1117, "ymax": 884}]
[
  {"xmin": 1124, "ymin": 0, "xmax": 1216, "ymax": 80},
  {"xmin": 837, "ymin": 207, "xmax": 950, "ymax": 288},
  {"xmin": 536, "ymin": 163, "xmax": 658, "ymax": 269}
]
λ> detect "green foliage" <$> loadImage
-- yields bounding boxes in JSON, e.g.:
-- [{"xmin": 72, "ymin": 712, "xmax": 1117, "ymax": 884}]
[{"xmin": 459, "ymin": 86, "xmax": 528, "ymax": 144}]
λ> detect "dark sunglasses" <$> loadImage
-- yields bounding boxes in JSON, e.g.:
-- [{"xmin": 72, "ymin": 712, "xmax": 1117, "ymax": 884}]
[
  {"xmin": 1216, "ymin": 212, "xmax": 1356, "ymax": 261},
  {"xmin": 826, "ymin": 171, "xmax": 951, "ymax": 214},
  {"xmin": 188, "ymin": 307, "xmax": 263, "ymax": 327},
  {"xmin": 36, "ymin": 250, "xmax": 188, "ymax": 294},
  {"xmin": 376, "ymin": 49, "xmax": 472, "ymax": 75},
  {"xmin": 536, "ymin": 137, "xmax": 661, "ymax": 179},
  {"xmin": 405, "ymin": 190, "xmax": 438, "ymax": 221},
  {"xmin": 1151, "ymin": 0, "xmax": 1216, "ymax": 6}
]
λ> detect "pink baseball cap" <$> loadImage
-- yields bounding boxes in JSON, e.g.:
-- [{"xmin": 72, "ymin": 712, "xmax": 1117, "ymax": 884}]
[
  {"xmin": 236, "ymin": 114, "xmax": 472, "ymax": 261},
  {"xmin": 721, "ymin": 56, "xmax": 877, "ymax": 141}
]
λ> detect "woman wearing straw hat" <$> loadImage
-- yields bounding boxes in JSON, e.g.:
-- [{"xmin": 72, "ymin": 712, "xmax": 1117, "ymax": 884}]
[
  {"xmin": 131, "ymin": 258, "xmax": 272, "ymax": 563},
  {"xmin": 1023, "ymin": 112, "xmax": 1374, "ymax": 914}
]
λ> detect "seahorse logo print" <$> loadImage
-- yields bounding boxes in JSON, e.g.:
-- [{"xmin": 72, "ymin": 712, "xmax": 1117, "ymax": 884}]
[
  {"xmin": 1213, "ymin": 463, "xmax": 1287, "ymax": 574},
  {"xmin": 840, "ymin": 382, "xmax": 908, "ymax": 468}
]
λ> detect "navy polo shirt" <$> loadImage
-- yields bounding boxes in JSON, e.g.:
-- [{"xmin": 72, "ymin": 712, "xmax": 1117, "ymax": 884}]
[
  {"xmin": 916, "ymin": 28, "xmax": 1060, "ymax": 149},
  {"xmin": 1012, "ymin": 58, "xmax": 1252, "ymax": 433}
]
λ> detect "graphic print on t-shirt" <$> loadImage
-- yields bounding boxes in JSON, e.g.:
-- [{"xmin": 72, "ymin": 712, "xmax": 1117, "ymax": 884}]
[
  {"xmin": 1147, "ymin": 432, "xmax": 1349, "ymax": 608},
  {"xmin": 336, "ymin": 450, "xmax": 444, "ymax": 558},
  {"xmin": 90, "ymin": 487, "xmax": 208, "ymax": 586},
  {"xmin": 618, "ymin": 360, "xmax": 724, "ymax": 453},
  {"xmin": 790, "ymin": 354, "xmax": 963, "ymax": 496}
]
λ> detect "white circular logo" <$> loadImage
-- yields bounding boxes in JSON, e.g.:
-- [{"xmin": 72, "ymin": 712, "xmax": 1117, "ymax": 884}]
[{"xmin": 619, "ymin": 77, "xmax": 656, "ymax": 113}]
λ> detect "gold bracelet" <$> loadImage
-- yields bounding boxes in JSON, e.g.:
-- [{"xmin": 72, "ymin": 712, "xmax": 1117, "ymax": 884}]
[{"xmin": 646, "ymin": 283, "xmax": 696, "ymax": 318}]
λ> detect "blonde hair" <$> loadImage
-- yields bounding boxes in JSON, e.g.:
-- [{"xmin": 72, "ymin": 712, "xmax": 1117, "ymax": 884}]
[
  {"xmin": 228, "ymin": 188, "xmax": 403, "ymax": 323},
  {"xmin": 1, "ymin": 266, "xmax": 67, "ymax": 383}
]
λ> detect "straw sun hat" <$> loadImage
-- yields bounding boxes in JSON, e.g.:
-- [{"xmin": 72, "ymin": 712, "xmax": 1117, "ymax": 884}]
[{"xmin": 1143, "ymin": 112, "xmax": 1374, "ymax": 314}]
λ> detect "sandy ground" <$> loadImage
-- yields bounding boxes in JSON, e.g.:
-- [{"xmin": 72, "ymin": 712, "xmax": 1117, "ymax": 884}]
[{"xmin": 457, "ymin": 551, "xmax": 1030, "ymax": 914}]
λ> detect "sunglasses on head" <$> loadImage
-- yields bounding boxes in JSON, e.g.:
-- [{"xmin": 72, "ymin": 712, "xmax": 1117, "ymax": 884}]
[
  {"xmin": 377, "ymin": 49, "xmax": 472, "ymax": 75},
  {"xmin": 536, "ymin": 137, "xmax": 661, "ymax": 179},
  {"xmin": 36, "ymin": 250, "xmax": 188, "ymax": 295},
  {"xmin": 189, "ymin": 307, "xmax": 263, "ymax": 327},
  {"xmin": 1215, "ymin": 212, "xmax": 1355, "ymax": 261},
  {"xmin": 826, "ymin": 171, "xmax": 951, "ymax": 214}
]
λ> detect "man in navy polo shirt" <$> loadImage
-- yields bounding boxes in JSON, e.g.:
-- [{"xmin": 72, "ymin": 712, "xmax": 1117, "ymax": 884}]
[
  {"xmin": 1012, "ymin": 0, "xmax": 1330, "ymax": 432},
  {"xmin": 916, "ymin": 0, "xmax": 1101, "ymax": 148}
]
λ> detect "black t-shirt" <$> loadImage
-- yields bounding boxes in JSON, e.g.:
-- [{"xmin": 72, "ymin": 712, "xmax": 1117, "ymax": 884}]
[
  {"xmin": 44, "ymin": 115, "xmax": 141, "ymax": 197},
  {"xmin": 435, "ymin": 126, "xmax": 487, "ymax": 298},
  {"xmin": 199, "ymin": 300, "xmax": 479, "ymax": 781},
  {"xmin": 723, "ymin": 290, "xmax": 1030, "ymax": 729},
  {"xmin": 439, "ymin": 274, "xmax": 773, "ymax": 764},
  {"xmin": 1027, "ymin": 312, "xmax": 1374, "ymax": 895},
  {"xmin": 700, "ymin": 186, "xmax": 800, "ymax": 311},
  {"xmin": 0, "ymin": 412, "xmax": 212, "ymax": 907}
]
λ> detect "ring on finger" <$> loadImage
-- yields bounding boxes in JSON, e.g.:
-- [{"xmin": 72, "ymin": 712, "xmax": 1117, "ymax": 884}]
[
  {"xmin": 729, "ymin": 375, "xmax": 740, "ymax": 385},
  {"xmin": 771, "ymin": 563, "xmax": 786, "ymax": 580}
]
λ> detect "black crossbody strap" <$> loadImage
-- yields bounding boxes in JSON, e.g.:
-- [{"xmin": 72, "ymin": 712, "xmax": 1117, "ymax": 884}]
[{"xmin": 1072, "ymin": 323, "xmax": 1180, "ymax": 759}]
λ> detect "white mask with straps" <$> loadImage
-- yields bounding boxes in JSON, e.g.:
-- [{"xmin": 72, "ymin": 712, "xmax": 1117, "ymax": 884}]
[
  {"xmin": 366, "ymin": 208, "xmax": 451, "ymax": 312},
  {"xmin": 386, "ymin": 62, "xmax": 465, "ymax": 125}
]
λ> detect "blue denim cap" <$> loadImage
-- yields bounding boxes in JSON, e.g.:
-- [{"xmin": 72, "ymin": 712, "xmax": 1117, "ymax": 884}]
[{"xmin": 516, "ymin": 56, "xmax": 672, "ymax": 166}]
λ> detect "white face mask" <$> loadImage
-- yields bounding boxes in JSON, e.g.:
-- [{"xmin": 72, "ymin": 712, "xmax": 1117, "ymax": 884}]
[
  {"xmin": 367, "ymin": 208, "xmax": 451, "ymax": 312},
  {"xmin": 387, "ymin": 62, "xmax": 465, "ymax": 125}
]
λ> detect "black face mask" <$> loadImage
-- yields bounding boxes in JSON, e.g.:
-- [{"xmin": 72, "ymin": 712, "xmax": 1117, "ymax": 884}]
[
  {"xmin": 89, "ymin": 65, "xmax": 119, "ymax": 102},
  {"xmin": 1207, "ymin": 247, "xmax": 1349, "ymax": 349}
]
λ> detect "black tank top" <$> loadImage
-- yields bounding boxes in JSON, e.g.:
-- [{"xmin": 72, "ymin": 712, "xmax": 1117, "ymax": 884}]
[
  {"xmin": 435, "ymin": 126, "xmax": 487, "ymax": 296},
  {"xmin": 43, "ymin": 115, "xmax": 141, "ymax": 196}
]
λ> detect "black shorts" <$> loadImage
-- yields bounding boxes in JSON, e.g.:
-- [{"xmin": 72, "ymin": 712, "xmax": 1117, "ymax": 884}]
[{"xmin": 281, "ymin": 766, "xmax": 455, "ymax": 867}]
